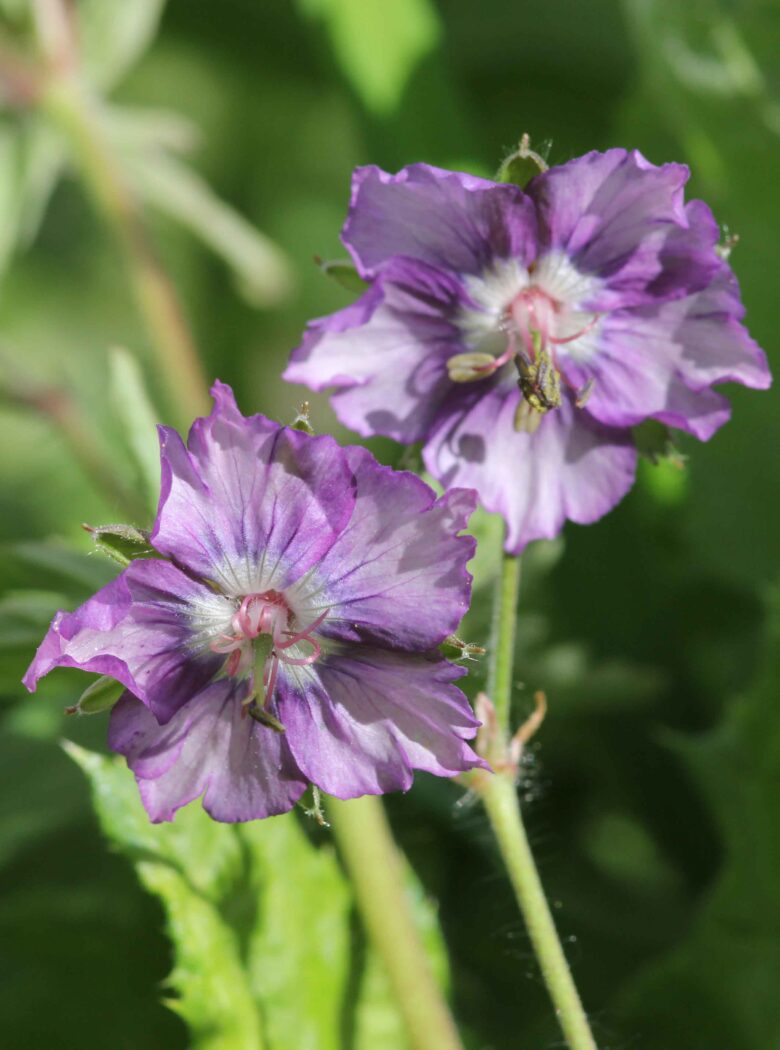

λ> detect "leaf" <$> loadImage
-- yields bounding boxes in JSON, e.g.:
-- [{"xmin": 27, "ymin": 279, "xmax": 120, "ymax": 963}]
[
  {"xmin": 108, "ymin": 347, "xmax": 162, "ymax": 514},
  {"xmin": 0, "ymin": 119, "xmax": 64, "ymax": 278},
  {"xmin": 76, "ymin": 0, "xmax": 167, "ymax": 91},
  {"xmin": 122, "ymin": 149, "xmax": 293, "ymax": 308},
  {"xmin": 298, "ymin": 0, "xmax": 441, "ymax": 115},
  {"xmin": 66, "ymin": 744, "xmax": 266, "ymax": 1049},
  {"xmin": 618, "ymin": 587, "xmax": 780, "ymax": 1048},
  {"xmin": 69, "ymin": 746, "xmax": 452, "ymax": 1049}
]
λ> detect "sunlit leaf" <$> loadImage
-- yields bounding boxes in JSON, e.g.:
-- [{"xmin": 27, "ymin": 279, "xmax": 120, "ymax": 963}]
[{"xmin": 298, "ymin": 0, "xmax": 441, "ymax": 115}]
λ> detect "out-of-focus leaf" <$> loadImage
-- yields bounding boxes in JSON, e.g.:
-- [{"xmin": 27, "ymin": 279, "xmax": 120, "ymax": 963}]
[
  {"xmin": 298, "ymin": 0, "xmax": 441, "ymax": 115},
  {"xmin": 0, "ymin": 120, "xmax": 64, "ymax": 277},
  {"xmin": 108, "ymin": 347, "xmax": 161, "ymax": 513},
  {"xmin": 618, "ymin": 587, "xmax": 780, "ymax": 1047},
  {"xmin": 124, "ymin": 150, "xmax": 293, "ymax": 307},
  {"xmin": 76, "ymin": 0, "xmax": 166, "ymax": 91},
  {"xmin": 5, "ymin": 540, "xmax": 115, "ymax": 593}
]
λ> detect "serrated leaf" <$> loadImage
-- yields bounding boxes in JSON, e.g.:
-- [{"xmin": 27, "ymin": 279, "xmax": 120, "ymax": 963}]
[
  {"xmin": 66, "ymin": 745, "xmax": 265, "ymax": 1048},
  {"xmin": 68, "ymin": 745, "xmax": 451, "ymax": 1049},
  {"xmin": 299, "ymin": 0, "xmax": 441, "ymax": 115}
]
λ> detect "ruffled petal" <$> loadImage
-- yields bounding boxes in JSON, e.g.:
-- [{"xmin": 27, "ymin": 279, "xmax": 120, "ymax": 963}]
[
  {"xmin": 344, "ymin": 163, "xmax": 537, "ymax": 278},
  {"xmin": 528, "ymin": 149, "xmax": 719, "ymax": 309},
  {"xmin": 277, "ymin": 648, "xmax": 485, "ymax": 799},
  {"xmin": 23, "ymin": 560, "xmax": 222, "ymax": 724},
  {"xmin": 285, "ymin": 257, "xmax": 468, "ymax": 443},
  {"xmin": 564, "ymin": 260, "xmax": 770, "ymax": 439},
  {"xmin": 424, "ymin": 382, "xmax": 637, "ymax": 554},
  {"xmin": 287, "ymin": 444, "xmax": 476, "ymax": 650},
  {"xmin": 151, "ymin": 382, "xmax": 356, "ymax": 593},
  {"xmin": 108, "ymin": 679, "xmax": 307, "ymax": 823}
]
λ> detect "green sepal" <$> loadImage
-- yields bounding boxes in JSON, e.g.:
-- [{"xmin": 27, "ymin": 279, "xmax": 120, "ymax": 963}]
[
  {"xmin": 65, "ymin": 675, "xmax": 125, "ymax": 716},
  {"xmin": 633, "ymin": 420, "xmax": 687, "ymax": 469},
  {"xmin": 83, "ymin": 523, "xmax": 158, "ymax": 567},
  {"xmin": 496, "ymin": 133, "xmax": 550, "ymax": 187},
  {"xmin": 316, "ymin": 256, "xmax": 370, "ymax": 294}
]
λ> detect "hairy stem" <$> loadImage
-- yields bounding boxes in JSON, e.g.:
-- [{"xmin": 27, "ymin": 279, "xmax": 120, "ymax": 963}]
[
  {"xmin": 328, "ymin": 794, "xmax": 463, "ymax": 1050},
  {"xmin": 477, "ymin": 544, "xmax": 598, "ymax": 1050},
  {"xmin": 41, "ymin": 78, "xmax": 211, "ymax": 425},
  {"xmin": 486, "ymin": 551, "xmax": 521, "ymax": 732}
]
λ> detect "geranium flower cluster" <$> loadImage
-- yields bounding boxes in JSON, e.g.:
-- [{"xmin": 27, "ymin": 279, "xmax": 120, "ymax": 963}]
[
  {"xmin": 286, "ymin": 149, "xmax": 770, "ymax": 552},
  {"xmin": 24, "ymin": 146, "xmax": 771, "ymax": 824},
  {"xmin": 25, "ymin": 384, "xmax": 484, "ymax": 821}
]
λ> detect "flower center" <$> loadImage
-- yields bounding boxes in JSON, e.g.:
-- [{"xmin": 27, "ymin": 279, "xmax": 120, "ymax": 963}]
[
  {"xmin": 209, "ymin": 590, "xmax": 328, "ymax": 731},
  {"xmin": 450, "ymin": 257, "xmax": 600, "ymax": 432}
]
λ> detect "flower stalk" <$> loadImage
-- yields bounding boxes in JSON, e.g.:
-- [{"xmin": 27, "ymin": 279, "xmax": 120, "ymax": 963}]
[
  {"xmin": 328, "ymin": 794, "xmax": 464, "ymax": 1050},
  {"xmin": 474, "ymin": 543, "xmax": 598, "ymax": 1050}
]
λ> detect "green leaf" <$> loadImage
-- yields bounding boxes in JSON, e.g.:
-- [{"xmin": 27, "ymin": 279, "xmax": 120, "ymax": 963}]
[
  {"xmin": 122, "ymin": 149, "xmax": 293, "ymax": 308},
  {"xmin": 298, "ymin": 0, "xmax": 441, "ymax": 115},
  {"xmin": 108, "ymin": 347, "xmax": 161, "ymax": 515},
  {"xmin": 76, "ymin": 0, "xmax": 166, "ymax": 91},
  {"xmin": 69, "ymin": 746, "xmax": 452, "ymax": 1048},
  {"xmin": 66, "ymin": 745, "xmax": 266, "ymax": 1049}
]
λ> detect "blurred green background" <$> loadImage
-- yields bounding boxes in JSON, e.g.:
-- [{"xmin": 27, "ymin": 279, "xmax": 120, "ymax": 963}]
[{"xmin": 1, "ymin": 0, "xmax": 778, "ymax": 1047}]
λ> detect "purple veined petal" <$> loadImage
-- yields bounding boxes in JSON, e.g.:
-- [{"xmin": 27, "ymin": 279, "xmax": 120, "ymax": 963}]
[
  {"xmin": 287, "ymin": 444, "xmax": 476, "ymax": 651},
  {"xmin": 108, "ymin": 679, "xmax": 308, "ymax": 823},
  {"xmin": 284, "ymin": 257, "xmax": 470, "ymax": 444},
  {"xmin": 424, "ymin": 381, "xmax": 637, "ymax": 554},
  {"xmin": 528, "ymin": 149, "xmax": 719, "ymax": 309},
  {"xmin": 23, "ymin": 559, "xmax": 223, "ymax": 724},
  {"xmin": 276, "ymin": 648, "xmax": 486, "ymax": 800},
  {"xmin": 563, "ymin": 259, "xmax": 770, "ymax": 440},
  {"xmin": 343, "ymin": 163, "xmax": 538, "ymax": 278},
  {"xmin": 151, "ymin": 381, "xmax": 357, "ymax": 593}
]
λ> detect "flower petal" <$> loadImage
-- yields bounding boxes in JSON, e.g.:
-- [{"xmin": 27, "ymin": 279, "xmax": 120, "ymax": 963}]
[
  {"xmin": 23, "ymin": 560, "xmax": 222, "ymax": 723},
  {"xmin": 151, "ymin": 382, "xmax": 356, "ymax": 593},
  {"xmin": 285, "ymin": 258, "xmax": 468, "ymax": 443},
  {"xmin": 529, "ymin": 149, "xmax": 719, "ymax": 309},
  {"xmin": 564, "ymin": 257, "xmax": 770, "ymax": 439},
  {"xmin": 424, "ymin": 382, "xmax": 637, "ymax": 554},
  {"xmin": 344, "ymin": 163, "xmax": 537, "ymax": 278},
  {"xmin": 108, "ymin": 679, "xmax": 307, "ymax": 823},
  {"xmin": 277, "ymin": 648, "xmax": 485, "ymax": 799},
  {"xmin": 288, "ymin": 445, "xmax": 476, "ymax": 651}
]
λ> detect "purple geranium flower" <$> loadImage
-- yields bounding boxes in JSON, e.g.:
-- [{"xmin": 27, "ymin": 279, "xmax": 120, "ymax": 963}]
[
  {"xmin": 285, "ymin": 150, "xmax": 771, "ymax": 552},
  {"xmin": 24, "ymin": 382, "xmax": 484, "ymax": 822}
]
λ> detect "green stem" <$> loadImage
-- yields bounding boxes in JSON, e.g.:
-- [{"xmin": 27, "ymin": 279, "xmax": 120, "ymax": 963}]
[
  {"xmin": 481, "ymin": 774, "xmax": 598, "ymax": 1050},
  {"xmin": 328, "ymin": 795, "xmax": 463, "ymax": 1050},
  {"xmin": 41, "ymin": 77, "xmax": 211, "ymax": 426},
  {"xmin": 477, "ymin": 540, "xmax": 598, "ymax": 1050},
  {"xmin": 487, "ymin": 551, "xmax": 521, "ymax": 733}
]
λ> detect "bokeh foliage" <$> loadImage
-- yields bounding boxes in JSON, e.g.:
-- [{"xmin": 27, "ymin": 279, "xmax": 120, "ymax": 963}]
[{"xmin": 0, "ymin": 0, "xmax": 778, "ymax": 1047}]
